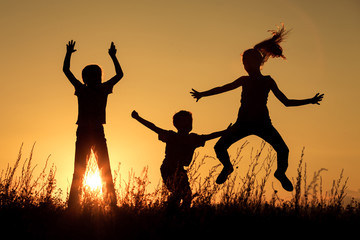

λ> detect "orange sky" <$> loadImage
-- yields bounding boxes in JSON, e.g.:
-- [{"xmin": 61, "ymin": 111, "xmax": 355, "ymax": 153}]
[{"xmin": 1, "ymin": 0, "xmax": 359, "ymax": 200}]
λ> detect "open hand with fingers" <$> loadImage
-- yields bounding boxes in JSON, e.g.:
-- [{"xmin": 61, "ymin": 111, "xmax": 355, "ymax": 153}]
[
  {"xmin": 311, "ymin": 93, "xmax": 324, "ymax": 105},
  {"xmin": 190, "ymin": 88, "xmax": 203, "ymax": 102},
  {"xmin": 66, "ymin": 40, "xmax": 77, "ymax": 54}
]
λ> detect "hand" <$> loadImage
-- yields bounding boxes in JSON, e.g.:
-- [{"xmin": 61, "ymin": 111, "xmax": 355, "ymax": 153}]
[
  {"xmin": 66, "ymin": 40, "xmax": 77, "ymax": 54},
  {"xmin": 311, "ymin": 93, "xmax": 324, "ymax": 105},
  {"xmin": 108, "ymin": 42, "xmax": 117, "ymax": 57},
  {"xmin": 131, "ymin": 110, "xmax": 139, "ymax": 119},
  {"xmin": 190, "ymin": 88, "xmax": 203, "ymax": 102}
]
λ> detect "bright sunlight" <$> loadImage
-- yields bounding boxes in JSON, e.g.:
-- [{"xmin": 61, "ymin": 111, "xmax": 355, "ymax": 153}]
[{"xmin": 82, "ymin": 149, "xmax": 103, "ymax": 201}]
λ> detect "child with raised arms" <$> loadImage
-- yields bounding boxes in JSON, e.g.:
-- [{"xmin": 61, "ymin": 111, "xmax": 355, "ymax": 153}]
[{"xmin": 63, "ymin": 40, "xmax": 123, "ymax": 209}]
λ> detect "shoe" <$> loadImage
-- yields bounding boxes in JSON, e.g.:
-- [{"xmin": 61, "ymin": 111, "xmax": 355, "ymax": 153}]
[
  {"xmin": 216, "ymin": 165, "xmax": 234, "ymax": 184},
  {"xmin": 274, "ymin": 170, "xmax": 294, "ymax": 192}
]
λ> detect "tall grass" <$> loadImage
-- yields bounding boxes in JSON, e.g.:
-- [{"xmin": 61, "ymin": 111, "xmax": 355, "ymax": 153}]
[
  {"xmin": 0, "ymin": 142, "xmax": 359, "ymax": 239},
  {"xmin": 0, "ymin": 143, "xmax": 63, "ymax": 209}
]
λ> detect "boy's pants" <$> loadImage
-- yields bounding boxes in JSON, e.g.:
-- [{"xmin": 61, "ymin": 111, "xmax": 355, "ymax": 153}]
[
  {"xmin": 68, "ymin": 125, "xmax": 117, "ymax": 209},
  {"xmin": 161, "ymin": 164, "xmax": 192, "ymax": 208}
]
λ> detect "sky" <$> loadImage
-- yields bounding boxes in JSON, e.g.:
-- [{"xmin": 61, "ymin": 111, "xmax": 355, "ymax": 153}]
[{"xmin": 0, "ymin": 0, "xmax": 359, "ymax": 200}]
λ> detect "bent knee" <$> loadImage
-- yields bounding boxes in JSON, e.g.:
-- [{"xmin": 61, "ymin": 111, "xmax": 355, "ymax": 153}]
[{"xmin": 214, "ymin": 141, "xmax": 226, "ymax": 153}]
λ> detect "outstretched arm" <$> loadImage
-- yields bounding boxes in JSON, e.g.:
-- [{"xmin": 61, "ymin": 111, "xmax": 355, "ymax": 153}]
[
  {"xmin": 271, "ymin": 81, "xmax": 324, "ymax": 107},
  {"xmin": 131, "ymin": 111, "xmax": 164, "ymax": 134},
  {"xmin": 190, "ymin": 77, "xmax": 244, "ymax": 102},
  {"xmin": 202, "ymin": 123, "xmax": 233, "ymax": 141},
  {"xmin": 63, "ymin": 40, "xmax": 82, "ymax": 89},
  {"xmin": 105, "ymin": 42, "xmax": 124, "ymax": 87}
]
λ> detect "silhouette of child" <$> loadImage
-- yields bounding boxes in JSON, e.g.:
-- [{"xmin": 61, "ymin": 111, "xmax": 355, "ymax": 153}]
[
  {"xmin": 190, "ymin": 25, "xmax": 324, "ymax": 191},
  {"xmin": 131, "ymin": 110, "xmax": 230, "ymax": 209},
  {"xmin": 63, "ymin": 40, "xmax": 123, "ymax": 209}
]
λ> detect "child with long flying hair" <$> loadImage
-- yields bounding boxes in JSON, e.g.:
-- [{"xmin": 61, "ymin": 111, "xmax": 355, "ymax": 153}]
[{"xmin": 190, "ymin": 25, "xmax": 324, "ymax": 191}]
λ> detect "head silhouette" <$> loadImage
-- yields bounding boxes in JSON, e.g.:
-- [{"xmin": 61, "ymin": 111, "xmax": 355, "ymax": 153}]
[
  {"xmin": 242, "ymin": 49, "xmax": 263, "ymax": 74},
  {"xmin": 242, "ymin": 24, "xmax": 289, "ymax": 74},
  {"xmin": 82, "ymin": 64, "xmax": 102, "ymax": 86},
  {"xmin": 173, "ymin": 111, "xmax": 193, "ymax": 133}
]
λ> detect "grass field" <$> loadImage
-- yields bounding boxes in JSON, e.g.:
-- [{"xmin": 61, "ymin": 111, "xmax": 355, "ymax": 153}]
[{"xmin": 1, "ymin": 143, "xmax": 359, "ymax": 239}]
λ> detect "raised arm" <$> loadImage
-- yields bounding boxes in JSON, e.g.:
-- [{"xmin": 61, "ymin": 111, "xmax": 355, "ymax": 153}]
[
  {"xmin": 104, "ymin": 42, "xmax": 124, "ymax": 87},
  {"xmin": 131, "ymin": 111, "xmax": 165, "ymax": 134},
  {"xmin": 271, "ymin": 80, "xmax": 324, "ymax": 107},
  {"xmin": 63, "ymin": 40, "xmax": 82, "ymax": 89},
  {"xmin": 190, "ymin": 77, "xmax": 244, "ymax": 102}
]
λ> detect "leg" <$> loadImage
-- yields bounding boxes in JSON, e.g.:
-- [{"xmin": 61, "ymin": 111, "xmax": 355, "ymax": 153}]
[
  {"xmin": 161, "ymin": 166, "xmax": 181, "ymax": 212},
  {"xmin": 177, "ymin": 169, "xmax": 192, "ymax": 209},
  {"xmin": 163, "ymin": 168, "xmax": 192, "ymax": 212},
  {"xmin": 255, "ymin": 125, "xmax": 293, "ymax": 191},
  {"xmin": 254, "ymin": 125, "xmax": 289, "ymax": 173},
  {"xmin": 94, "ymin": 135, "xmax": 117, "ymax": 206},
  {"xmin": 214, "ymin": 124, "xmax": 250, "ymax": 184},
  {"xmin": 68, "ymin": 136, "xmax": 91, "ymax": 209}
]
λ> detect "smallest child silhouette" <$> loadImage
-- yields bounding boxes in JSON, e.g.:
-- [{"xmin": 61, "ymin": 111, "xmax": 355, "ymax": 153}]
[{"xmin": 132, "ymin": 110, "xmax": 230, "ymax": 209}]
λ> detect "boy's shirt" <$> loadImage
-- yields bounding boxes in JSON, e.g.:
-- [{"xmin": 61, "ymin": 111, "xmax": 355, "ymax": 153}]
[
  {"xmin": 75, "ymin": 82, "xmax": 113, "ymax": 126},
  {"xmin": 158, "ymin": 130, "xmax": 206, "ymax": 171}
]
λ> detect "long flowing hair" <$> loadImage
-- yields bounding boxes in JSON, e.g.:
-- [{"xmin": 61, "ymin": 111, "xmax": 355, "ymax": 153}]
[{"xmin": 253, "ymin": 24, "xmax": 290, "ymax": 65}]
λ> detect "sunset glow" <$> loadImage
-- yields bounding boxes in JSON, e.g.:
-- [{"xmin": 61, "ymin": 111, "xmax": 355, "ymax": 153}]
[
  {"xmin": 82, "ymin": 149, "xmax": 103, "ymax": 199},
  {"xmin": 0, "ymin": 0, "xmax": 359, "ymax": 201}
]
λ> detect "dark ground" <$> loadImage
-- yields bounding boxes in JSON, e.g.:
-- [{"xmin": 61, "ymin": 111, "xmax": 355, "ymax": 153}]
[{"xmin": 1, "ymin": 203, "xmax": 358, "ymax": 240}]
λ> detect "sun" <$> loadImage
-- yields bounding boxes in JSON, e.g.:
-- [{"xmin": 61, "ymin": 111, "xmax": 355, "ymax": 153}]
[{"xmin": 82, "ymin": 149, "xmax": 103, "ymax": 196}]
